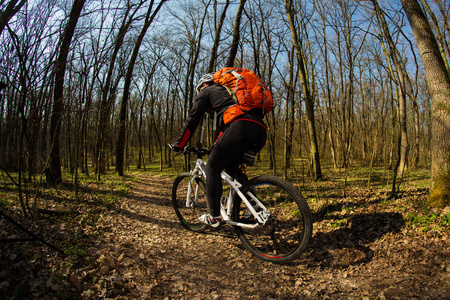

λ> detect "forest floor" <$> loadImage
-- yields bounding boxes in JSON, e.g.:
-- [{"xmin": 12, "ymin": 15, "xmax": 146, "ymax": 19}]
[{"xmin": 1, "ymin": 171, "xmax": 450, "ymax": 299}]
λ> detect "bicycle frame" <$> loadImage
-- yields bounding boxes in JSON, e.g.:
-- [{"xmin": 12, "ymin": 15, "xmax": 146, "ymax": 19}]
[
  {"xmin": 187, "ymin": 157, "xmax": 270, "ymax": 229},
  {"xmin": 172, "ymin": 140, "xmax": 313, "ymax": 263}
]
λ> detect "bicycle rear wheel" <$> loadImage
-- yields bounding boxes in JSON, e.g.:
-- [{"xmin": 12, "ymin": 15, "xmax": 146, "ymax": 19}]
[
  {"xmin": 172, "ymin": 172, "xmax": 208, "ymax": 232},
  {"xmin": 233, "ymin": 175, "xmax": 312, "ymax": 264}
]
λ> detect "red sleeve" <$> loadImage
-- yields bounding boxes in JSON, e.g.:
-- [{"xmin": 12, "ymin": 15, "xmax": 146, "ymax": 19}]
[{"xmin": 177, "ymin": 129, "xmax": 191, "ymax": 148}]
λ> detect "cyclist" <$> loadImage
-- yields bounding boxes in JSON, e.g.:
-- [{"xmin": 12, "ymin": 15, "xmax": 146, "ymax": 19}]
[{"xmin": 170, "ymin": 73, "xmax": 267, "ymax": 227}]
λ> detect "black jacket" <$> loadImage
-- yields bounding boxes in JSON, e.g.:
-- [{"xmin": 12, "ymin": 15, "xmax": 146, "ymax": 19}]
[{"xmin": 174, "ymin": 83, "xmax": 235, "ymax": 148}]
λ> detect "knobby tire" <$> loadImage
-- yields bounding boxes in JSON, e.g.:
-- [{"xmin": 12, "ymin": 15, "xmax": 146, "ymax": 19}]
[
  {"xmin": 172, "ymin": 172, "xmax": 208, "ymax": 232},
  {"xmin": 232, "ymin": 175, "xmax": 313, "ymax": 264}
]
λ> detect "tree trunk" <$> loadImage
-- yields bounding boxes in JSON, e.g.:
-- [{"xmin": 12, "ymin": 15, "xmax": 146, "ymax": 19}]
[
  {"xmin": 116, "ymin": 0, "xmax": 167, "ymax": 176},
  {"xmin": 284, "ymin": 0, "xmax": 322, "ymax": 180},
  {"xmin": 225, "ymin": 0, "xmax": 247, "ymax": 67},
  {"xmin": 400, "ymin": 0, "xmax": 450, "ymax": 207},
  {"xmin": 48, "ymin": 0, "xmax": 86, "ymax": 184},
  {"xmin": 95, "ymin": 2, "xmax": 143, "ymax": 179},
  {"xmin": 284, "ymin": 48, "xmax": 296, "ymax": 179},
  {"xmin": 318, "ymin": 3, "xmax": 337, "ymax": 169},
  {"xmin": 208, "ymin": 0, "xmax": 230, "ymax": 72},
  {"xmin": 418, "ymin": 0, "xmax": 450, "ymax": 77},
  {"xmin": 372, "ymin": 0, "xmax": 409, "ymax": 195},
  {"xmin": 0, "ymin": 0, "xmax": 26, "ymax": 36}
]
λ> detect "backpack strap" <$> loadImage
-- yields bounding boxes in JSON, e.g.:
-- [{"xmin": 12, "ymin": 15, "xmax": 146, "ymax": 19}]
[
  {"xmin": 229, "ymin": 118, "xmax": 267, "ymax": 130},
  {"xmin": 230, "ymin": 70, "xmax": 243, "ymax": 96},
  {"xmin": 221, "ymin": 68, "xmax": 243, "ymax": 97},
  {"xmin": 224, "ymin": 86, "xmax": 238, "ymax": 101}
]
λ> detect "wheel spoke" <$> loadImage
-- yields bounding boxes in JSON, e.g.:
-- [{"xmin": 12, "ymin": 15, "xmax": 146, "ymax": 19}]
[
  {"xmin": 172, "ymin": 173, "xmax": 208, "ymax": 232},
  {"xmin": 233, "ymin": 175, "xmax": 312, "ymax": 264}
]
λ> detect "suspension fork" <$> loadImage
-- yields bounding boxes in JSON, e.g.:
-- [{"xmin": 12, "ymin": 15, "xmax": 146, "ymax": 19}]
[{"xmin": 186, "ymin": 161, "xmax": 206, "ymax": 208}]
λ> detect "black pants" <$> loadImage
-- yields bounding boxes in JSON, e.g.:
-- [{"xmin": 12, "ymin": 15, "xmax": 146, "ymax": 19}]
[{"xmin": 205, "ymin": 118, "xmax": 267, "ymax": 217}]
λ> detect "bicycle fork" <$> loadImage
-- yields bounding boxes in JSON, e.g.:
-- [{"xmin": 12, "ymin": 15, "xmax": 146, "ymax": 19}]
[
  {"xmin": 186, "ymin": 164, "xmax": 205, "ymax": 208},
  {"xmin": 186, "ymin": 167, "xmax": 205, "ymax": 208},
  {"xmin": 185, "ymin": 179, "xmax": 196, "ymax": 208}
]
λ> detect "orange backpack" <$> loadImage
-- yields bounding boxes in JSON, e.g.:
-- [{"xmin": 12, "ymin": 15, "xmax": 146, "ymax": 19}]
[{"xmin": 213, "ymin": 67, "xmax": 274, "ymax": 124}]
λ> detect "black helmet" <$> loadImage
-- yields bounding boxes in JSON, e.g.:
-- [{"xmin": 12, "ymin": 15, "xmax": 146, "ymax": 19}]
[{"xmin": 195, "ymin": 73, "xmax": 214, "ymax": 93}]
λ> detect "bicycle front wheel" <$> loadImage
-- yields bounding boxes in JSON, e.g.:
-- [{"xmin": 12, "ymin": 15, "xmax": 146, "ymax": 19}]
[
  {"xmin": 172, "ymin": 172, "xmax": 208, "ymax": 232},
  {"xmin": 233, "ymin": 175, "xmax": 313, "ymax": 264}
]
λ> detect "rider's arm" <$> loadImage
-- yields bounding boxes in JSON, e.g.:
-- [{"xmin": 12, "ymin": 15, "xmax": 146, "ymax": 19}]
[{"xmin": 172, "ymin": 92, "xmax": 210, "ymax": 149}]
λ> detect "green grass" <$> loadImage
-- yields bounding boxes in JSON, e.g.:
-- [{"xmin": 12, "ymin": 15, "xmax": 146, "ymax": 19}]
[
  {"xmin": 0, "ymin": 192, "xmax": 9, "ymax": 206},
  {"xmin": 406, "ymin": 210, "xmax": 450, "ymax": 235},
  {"xmin": 48, "ymin": 145, "xmax": 432, "ymax": 190},
  {"xmin": 64, "ymin": 240, "xmax": 88, "ymax": 258},
  {"xmin": 331, "ymin": 218, "xmax": 349, "ymax": 228},
  {"xmin": 0, "ymin": 147, "xmax": 434, "ymax": 216}
]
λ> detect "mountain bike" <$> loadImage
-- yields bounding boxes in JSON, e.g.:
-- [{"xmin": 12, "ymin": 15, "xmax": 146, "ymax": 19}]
[{"xmin": 170, "ymin": 145, "xmax": 313, "ymax": 264}]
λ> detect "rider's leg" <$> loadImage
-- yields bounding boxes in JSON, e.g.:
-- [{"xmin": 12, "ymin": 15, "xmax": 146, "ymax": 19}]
[{"xmin": 204, "ymin": 120, "xmax": 267, "ymax": 218}]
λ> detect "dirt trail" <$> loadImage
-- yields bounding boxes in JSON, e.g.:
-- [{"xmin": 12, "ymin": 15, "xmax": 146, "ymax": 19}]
[
  {"xmin": 1, "ymin": 173, "xmax": 450, "ymax": 299},
  {"xmin": 82, "ymin": 174, "xmax": 450, "ymax": 299}
]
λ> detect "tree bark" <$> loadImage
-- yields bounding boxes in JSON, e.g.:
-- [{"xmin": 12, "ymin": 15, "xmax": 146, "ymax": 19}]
[
  {"xmin": 116, "ymin": 0, "xmax": 167, "ymax": 176},
  {"xmin": 418, "ymin": 0, "xmax": 450, "ymax": 77},
  {"xmin": 207, "ymin": 0, "xmax": 230, "ymax": 72},
  {"xmin": 400, "ymin": 0, "xmax": 450, "ymax": 207},
  {"xmin": 0, "ymin": 0, "xmax": 26, "ymax": 36},
  {"xmin": 48, "ymin": 0, "xmax": 86, "ymax": 184},
  {"xmin": 284, "ymin": 0, "xmax": 322, "ymax": 180},
  {"xmin": 225, "ymin": 0, "xmax": 247, "ymax": 67}
]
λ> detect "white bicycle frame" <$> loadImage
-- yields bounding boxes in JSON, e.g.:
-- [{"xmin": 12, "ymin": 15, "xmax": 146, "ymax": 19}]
[{"xmin": 187, "ymin": 156, "xmax": 270, "ymax": 229}]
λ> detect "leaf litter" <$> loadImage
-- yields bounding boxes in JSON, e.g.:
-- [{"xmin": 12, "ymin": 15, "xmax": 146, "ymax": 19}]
[{"xmin": 0, "ymin": 173, "xmax": 449, "ymax": 299}]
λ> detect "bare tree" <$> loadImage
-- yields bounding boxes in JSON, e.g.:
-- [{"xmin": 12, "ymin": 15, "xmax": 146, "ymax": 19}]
[
  {"xmin": 207, "ymin": 0, "xmax": 230, "ymax": 72},
  {"xmin": 283, "ymin": 48, "xmax": 297, "ymax": 178},
  {"xmin": 371, "ymin": 0, "xmax": 409, "ymax": 195},
  {"xmin": 48, "ymin": 0, "xmax": 86, "ymax": 184},
  {"xmin": 0, "ymin": 0, "xmax": 26, "ymax": 36},
  {"xmin": 225, "ymin": 0, "xmax": 247, "ymax": 67},
  {"xmin": 400, "ymin": 0, "xmax": 450, "ymax": 207},
  {"xmin": 95, "ymin": 1, "xmax": 145, "ymax": 179},
  {"xmin": 116, "ymin": 0, "xmax": 168, "ymax": 176},
  {"xmin": 284, "ymin": 0, "xmax": 322, "ymax": 180},
  {"xmin": 316, "ymin": 0, "xmax": 337, "ymax": 169},
  {"xmin": 0, "ymin": 0, "xmax": 443, "ymax": 197}
]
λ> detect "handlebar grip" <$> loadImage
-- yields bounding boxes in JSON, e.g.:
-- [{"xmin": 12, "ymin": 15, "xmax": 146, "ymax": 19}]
[{"xmin": 169, "ymin": 144, "xmax": 210, "ymax": 156}]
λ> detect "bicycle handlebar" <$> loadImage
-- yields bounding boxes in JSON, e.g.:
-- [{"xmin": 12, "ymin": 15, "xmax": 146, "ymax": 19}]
[
  {"xmin": 168, "ymin": 144, "xmax": 211, "ymax": 157},
  {"xmin": 183, "ymin": 145, "xmax": 211, "ymax": 157}
]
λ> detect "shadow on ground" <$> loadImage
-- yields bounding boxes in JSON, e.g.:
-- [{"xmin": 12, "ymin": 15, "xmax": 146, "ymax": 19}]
[{"xmin": 307, "ymin": 211, "xmax": 404, "ymax": 269}]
